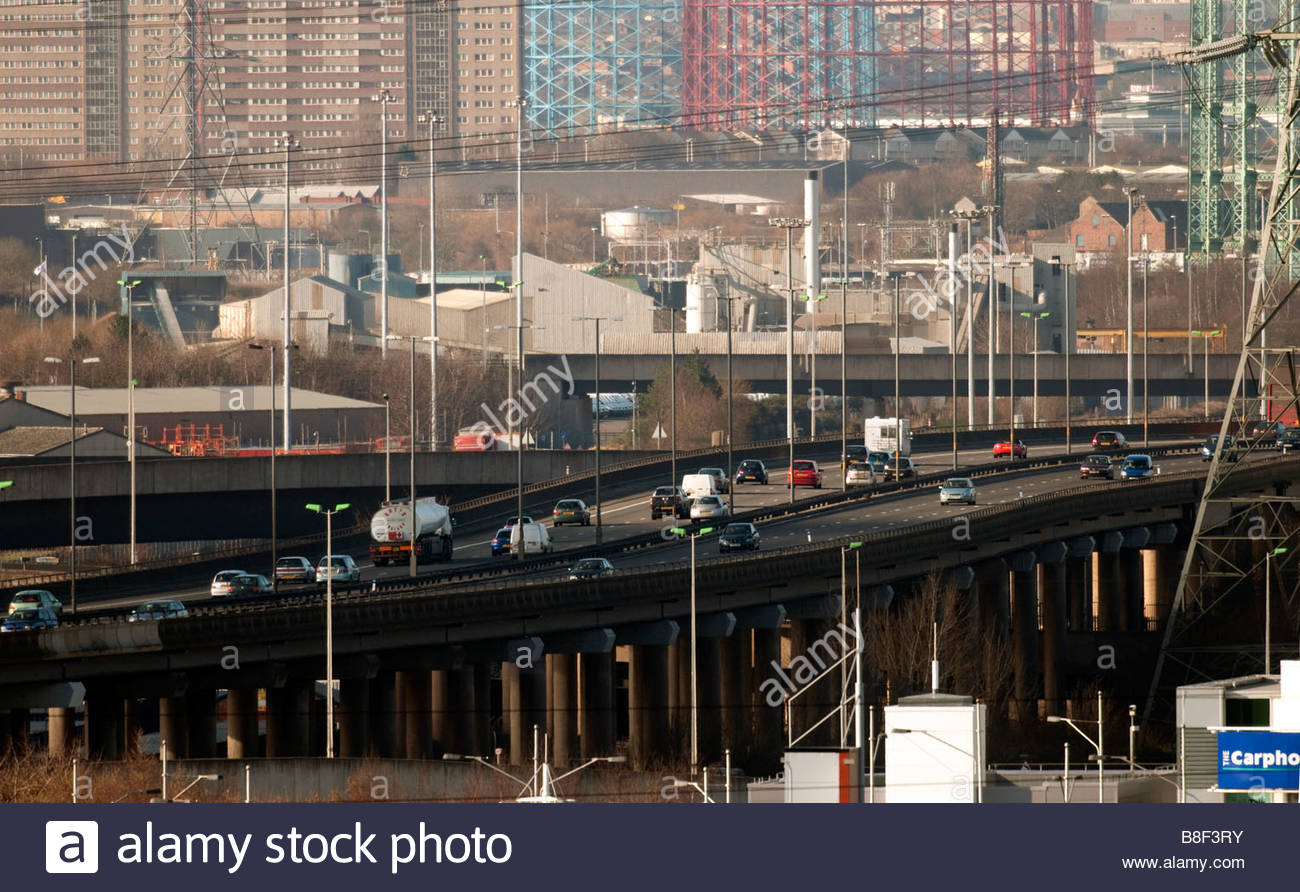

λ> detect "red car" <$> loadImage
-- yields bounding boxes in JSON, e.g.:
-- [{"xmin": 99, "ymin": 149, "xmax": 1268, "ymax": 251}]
[
  {"xmin": 993, "ymin": 440, "xmax": 1028, "ymax": 458},
  {"xmin": 787, "ymin": 460, "xmax": 823, "ymax": 488}
]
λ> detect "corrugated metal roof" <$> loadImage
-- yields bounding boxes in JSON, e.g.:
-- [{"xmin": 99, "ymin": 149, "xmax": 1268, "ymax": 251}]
[
  {"xmin": 19, "ymin": 386, "xmax": 382, "ymax": 415},
  {"xmin": 0, "ymin": 425, "xmax": 101, "ymax": 456}
]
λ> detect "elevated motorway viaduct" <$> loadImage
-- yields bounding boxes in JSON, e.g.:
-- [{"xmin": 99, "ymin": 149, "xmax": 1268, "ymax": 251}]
[
  {"xmin": 5, "ymin": 452, "xmax": 1290, "ymax": 774},
  {"xmin": 534, "ymin": 352, "xmax": 1243, "ymax": 399}
]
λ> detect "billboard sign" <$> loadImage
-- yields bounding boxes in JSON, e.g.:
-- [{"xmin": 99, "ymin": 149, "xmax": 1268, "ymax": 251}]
[{"xmin": 1217, "ymin": 731, "xmax": 1300, "ymax": 790}]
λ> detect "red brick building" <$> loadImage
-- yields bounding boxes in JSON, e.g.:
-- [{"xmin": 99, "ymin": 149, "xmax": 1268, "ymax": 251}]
[{"xmin": 1068, "ymin": 196, "xmax": 1186, "ymax": 255}]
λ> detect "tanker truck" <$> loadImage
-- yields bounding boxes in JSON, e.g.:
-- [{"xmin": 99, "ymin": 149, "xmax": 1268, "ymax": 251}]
[{"xmin": 369, "ymin": 497, "xmax": 454, "ymax": 565}]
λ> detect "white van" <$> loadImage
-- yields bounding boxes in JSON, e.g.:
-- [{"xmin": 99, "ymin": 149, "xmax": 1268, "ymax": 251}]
[
  {"xmin": 681, "ymin": 473, "xmax": 721, "ymax": 500},
  {"xmin": 510, "ymin": 522, "xmax": 553, "ymax": 556},
  {"xmin": 864, "ymin": 416, "xmax": 912, "ymax": 457}
]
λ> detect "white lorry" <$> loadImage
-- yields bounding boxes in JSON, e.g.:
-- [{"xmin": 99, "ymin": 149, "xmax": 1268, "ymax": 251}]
[
  {"xmin": 864, "ymin": 416, "xmax": 912, "ymax": 457},
  {"xmin": 369, "ymin": 497, "xmax": 454, "ymax": 565}
]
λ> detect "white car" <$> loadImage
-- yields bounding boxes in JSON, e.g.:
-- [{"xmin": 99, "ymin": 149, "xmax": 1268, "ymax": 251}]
[
  {"xmin": 690, "ymin": 494, "xmax": 730, "ymax": 520},
  {"xmin": 698, "ymin": 467, "xmax": 731, "ymax": 495},
  {"xmin": 210, "ymin": 569, "xmax": 247, "ymax": 597},
  {"xmin": 316, "ymin": 554, "xmax": 361, "ymax": 585},
  {"xmin": 845, "ymin": 462, "xmax": 875, "ymax": 487}
]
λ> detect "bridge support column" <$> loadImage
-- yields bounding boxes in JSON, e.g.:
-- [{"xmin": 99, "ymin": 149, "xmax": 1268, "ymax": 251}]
[
  {"xmin": 1038, "ymin": 544, "xmax": 1069, "ymax": 718},
  {"xmin": 1121, "ymin": 528, "xmax": 1151, "ymax": 632},
  {"xmin": 719, "ymin": 631, "xmax": 751, "ymax": 756},
  {"xmin": 752, "ymin": 627, "xmax": 783, "ymax": 768},
  {"xmin": 696, "ymin": 637, "xmax": 722, "ymax": 764},
  {"xmin": 628, "ymin": 644, "xmax": 670, "ymax": 770},
  {"xmin": 503, "ymin": 662, "xmax": 546, "ymax": 766},
  {"xmin": 1093, "ymin": 532, "xmax": 1124, "ymax": 631},
  {"xmin": 449, "ymin": 666, "xmax": 479, "ymax": 757},
  {"xmin": 1064, "ymin": 536, "xmax": 1095, "ymax": 632},
  {"xmin": 83, "ymin": 689, "xmax": 123, "ymax": 760},
  {"xmin": 787, "ymin": 617, "xmax": 840, "ymax": 747},
  {"xmin": 473, "ymin": 664, "xmax": 492, "ymax": 758},
  {"xmin": 430, "ymin": 670, "xmax": 451, "ymax": 756},
  {"xmin": 975, "ymin": 559, "xmax": 1010, "ymax": 640},
  {"xmin": 1009, "ymin": 551, "xmax": 1039, "ymax": 722},
  {"xmin": 669, "ymin": 639, "xmax": 688, "ymax": 750},
  {"xmin": 338, "ymin": 678, "xmax": 369, "ymax": 758},
  {"xmin": 225, "ymin": 688, "xmax": 259, "ymax": 759},
  {"xmin": 579, "ymin": 651, "xmax": 615, "ymax": 758},
  {"xmin": 397, "ymin": 670, "xmax": 432, "ymax": 759},
  {"xmin": 122, "ymin": 699, "xmax": 140, "ymax": 756},
  {"xmin": 1149, "ymin": 546, "xmax": 1181, "ymax": 625},
  {"xmin": 368, "ymin": 671, "xmax": 398, "ymax": 758},
  {"xmin": 159, "ymin": 696, "xmax": 187, "ymax": 758},
  {"xmin": 47, "ymin": 707, "xmax": 74, "ymax": 758},
  {"xmin": 266, "ymin": 680, "xmax": 311, "ymax": 757},
  {"xmin": 548, "ymin": 654, "xmax": 578, "ymax": 766}
]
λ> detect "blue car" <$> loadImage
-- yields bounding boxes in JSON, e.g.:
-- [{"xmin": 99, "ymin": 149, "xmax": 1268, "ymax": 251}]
[
  {"xmin": 491, "ymin": 527, "xmax": 513, "ymax": 556},
  {"xmin": 1120, "ymin": 454, "xmax": 1153, "ymax": 481},
  {"xmin": 1, "ymin": 607, "xmax": 58, "ymax": 633}
]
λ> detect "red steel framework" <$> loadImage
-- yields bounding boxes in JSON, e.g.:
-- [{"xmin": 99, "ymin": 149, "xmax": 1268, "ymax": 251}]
[{"xmin": 682, "ymin": 0, "xmax": 1094, "ymax": 129}]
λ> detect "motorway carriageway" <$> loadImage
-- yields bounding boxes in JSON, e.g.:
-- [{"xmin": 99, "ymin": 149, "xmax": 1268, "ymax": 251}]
[{"xmin": 78, "ymin": 438, "xmax": 1202, "ymax": 613}]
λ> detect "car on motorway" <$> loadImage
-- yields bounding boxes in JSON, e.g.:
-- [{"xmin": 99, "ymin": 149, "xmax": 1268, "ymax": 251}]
[
  {"xmin": 841, "ymin": 444, "xmax": 868, "ymax": 470},
  {"xmin": 698, "ymin": 467, "xmax": 731, "ymax": 494},
  {"xmin": 1092, "ymin": 430, "xmax": 1128, "ymax": 450},
  {"xmin": 316, "ymin": 554, "xmax": 361, "ymax": 585},
  {"xmin": 568, "ymin": 558, "xmax": 614, "ymax": 580},
  {"xmin": 552, "ymin": 498, "xmax": 591, "ymax": 526},
  {"xmin": 229, "ymin": 573, "xmax": 273, "ymax": 596},
  {"xmin": 718, "ymin": 522, "xmax": 760, "ymax": 552},
  {"xmin": 845, "ymin": 460, "xmax": 875, "ymax": 487},
  {"xmin": 1079, "ymin": 454, "xmax": 1115, "ymax": 479},
  {"xmin": 681, "ymin": 472, "xmax": 722, "ymax": 499},
  {"xmin": 787, "ymin": 460, "xmax": 823, "ymax": 488},
  {"xmin": 1120, "ymin": 454, "xmax": 1154, "ymax": 481},
  {"xmin": 651, "ymin": 486, "xmax": 690, "ymax": 520},
  {"xmin": 503, "ymin": 516, "xmax": 534, "ymax": 528},
  {"xmin": 490, "ymin": 528, "xmax": 513, "ymax": 556},
  {"xmin": 993, "ymin": 439, "xmax": 1028, "ymax": 459},
  {"xmin": 210, "ymin": 569, "xmax": 247, "ymax": 597},
  {"xmin": 1, "ymin": 607, "xmax": 58, "ymax": 633},
  {"xmin": 1201, "ymin": 434, "xmax": 1239, "ymax": 462},
  {"xmin": 690, "ymin": 494, "xmax": 730, "ymax": 520},
  {"xmin": 1279, "ymin": 428, "xmax": 1300, "ymax": 453},
  {"xmin": 866, "ymin": 451, "xmax": 891, "ymax": 473},
  {"xmin": 7, "ymin": 589, "xmax": 62, "ymax": 617},
  {"xmin": 938, "ymin": 477, "xmax": 976, "ymax": 505},
  {"xmin": 1246, "ymin": 420, "xmax": 1284, "ymax": 445},
  {"xmin": 127, "ymin": 600, "xmax": 189, "ymax": 622},
  {"xmin": 274, "ymin": 556, "xmax": 315, "ymax": 585},
  {"xmin": 735, "ymin": 459, "xmax": 769, "ymax": 485},
  {"xmin": 883, "ymin": 456, "xmax": 916, "ymax": 479}
]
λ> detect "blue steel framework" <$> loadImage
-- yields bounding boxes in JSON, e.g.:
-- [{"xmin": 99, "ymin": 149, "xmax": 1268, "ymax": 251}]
[{"xmin": 524, "ymin": 1, "xmax": 683, "ymax": 135}]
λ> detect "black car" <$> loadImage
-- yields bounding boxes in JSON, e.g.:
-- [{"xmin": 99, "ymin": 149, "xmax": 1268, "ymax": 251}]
[
  {"xmin": 651, "ymin": 486, "xmax": 689, "ymax": 520},
  {"xmin": 1092, "ymin": 430, "xmax": 1128, "ymax": 450},
  {"xmin": 568, "ymin": 558, "xmax": 614, "ymax": 580},
  {"xmin": 1279, "ymin": 428, "xmax": 1300, "ymax": 453},
  {"xmin": 1080, "ymin": 454, "xmax": 1114, "ymax": 479},
  {"xmin": 735, "ymin": 459, "xmax": 768, "ymax": 485},
  {"xmin": 1201, "ymin": 435, "xmax": 1238, "ymax": 462},
  {"xmin": 1, "ymin": 607, "xmax": 58, "ymax": 633},
  {"xmin": 1246, "ymin": 420, "xmax": 1284, "ymax": 444},
  {"xmin": 718, "ymin": 522, "xmax": 760, "ymax": 552},
  {"xmin": 841, "ymin": 445, "xmax": 868, "ymax": 470}
]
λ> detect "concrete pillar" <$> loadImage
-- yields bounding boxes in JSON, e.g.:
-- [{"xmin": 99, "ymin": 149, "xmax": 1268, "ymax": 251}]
[
  {"xmin": 338, "ymin": 678, "xmax": 370, "ymax": 758},
  {"xmin": 718, "ymin": 631, "xmax": 752, "ymax": 754},
  {"xmin": 502, "ymin": 662, "xmax": 521, "ymax": 765},
  {"xmin": 696, "ymin": 637, "xmax": 722, "ymax": 764},
  {"xmin": 976, "ymin": 559, "xmax": 1010, "ymax": 639},
  {"xmin": 159, "ymin": 695, "xmax": 187, "ymax": 758},
  {"xmin": 225, "ymin": 688, "xmax": 260, "ymax": 759},
  {"xmin": 752, "ymin": 627, "xmax": 783, "ymax": 765},
  {"xmin": 1093, "ymin": 551, "xmax": 1122, "ymax": 631},
  {"xmin": 473, "ymin": 664, "xmax": 493, "ymax": 758},
  {"xmin": 121, "ymin": 699, "xmax": 140, "ymax": 756},
  {"xmin": 1066, "ymin": 556, "xmax": 1090, "ymax": 631},
  {"xmin": 368, "ymin": 671, "xmax": 397, "ymax": 758},
  {"xmin": 671, "ymin": 639, "xmax": 691, "ymax": 750},
  {"xmin": 1151, "ymin": 547, "xmax": 1180, "ymax": 625},
  {"xmin": 1121, "ymin": 548, "xmax": 1145, "ymax": 632},
  {"xmin": 47, "ymin": 707, "xmax": 74, "ymax": 758},
  {"xmin": 628, "ymin": 644, "xmax": 670, "ymax": 769},
  {"xmin": 1040, "ymin": 562, "xmax": 1068, "ymax": 716},
  {"xmin": 84, "ymin": 691, "xmax": 123, "ymax": 760},
  {"xmin": 430, "ymin": 670, "xmax": 452, "ymax": 755},
  {"xmin": 1009, "ymin": 552, "xmax": 1039, "ymax": 722},
  {"xmin": 503, "ymin": 662, "xmax": 546, "ymax": 766},
  {"xmin": 548, "ymin": 653, "xmax": 578, "ymax": 766},
  {"xmin": 397, "ymin": 670, "xmax": 431, "ymax": 759},
  {"xmin": 579, "ymin": 651, "xmax": 615, "ymax": 758},
  {"xmin": 266, "ymin": 680, "xmax": 311, "ymax": 757},
  {"xmin": 788, "ymin": 618, "xmax": 839, "ymax": 747},
  {"xmin": 184, "ymin": 689, "xmax": 216, "ymax": 759}
]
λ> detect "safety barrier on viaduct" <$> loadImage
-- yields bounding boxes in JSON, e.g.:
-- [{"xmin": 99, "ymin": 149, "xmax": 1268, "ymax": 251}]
[{"xmin": 1, "ymin": 457, "xmax": 1293, "ymax": 772}]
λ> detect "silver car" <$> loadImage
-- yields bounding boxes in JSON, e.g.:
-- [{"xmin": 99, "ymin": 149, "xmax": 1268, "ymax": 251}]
[
  {"xmin": 316, "ymin": 554, "xmax": 361, "ymax": 585},
  {"xmin": 938, "ymin": 477, "xmax": 976, "ymax": 505},
  {"xmin": 845, "ymin": 461, "xmax": 875, "ymax": 487}
]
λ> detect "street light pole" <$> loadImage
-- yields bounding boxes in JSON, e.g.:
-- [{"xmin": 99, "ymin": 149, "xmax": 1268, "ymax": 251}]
[
  {"xmin": 510, "ymin": 94, "xmax": 528, "ymax": 560},
  {"xmin": 983, "ymin": 205, "xmax": 998, "ymax": 426},
  {"xmin": 248, "ymin": 343, "xmax": 278, "ymax": 592},
  {"xmin": 382, "ymin": 393, "xmax": 390, "ymax": 501},
  {"xmin": 894, "ymin": 275, "xmax": 901, "ymax": 472},
  {"xmin": 1142, "ymin": 245, "xmax": 1150, "ymax": 447},
  {"xmin": 119, "ymin": 278, "xmax": 142, "ymax": 564},
  {"xmin": 45, "ymin": 355, "xmax": 99, "ymax": 615},
  {"xmin": 1047, "ymin": 690, "xmax": 1105, "ymax": 803},
  {"xmin": 419, "ymin": 111, "xmax": 444, "ymax": 450},
  {"xmin": 372, "ymin": 90, "xmax": 395, "ymax": 357},
  {"xmin": 306, "ymin": 501, "xmax": 350, "ymax": 758},
  {"xmin": 841, "ymin": 125, "xmax": 850, "ymax": 489},
  {"xmin": 770, "ymin": 217, "xmax": 809, "ymax": 504},
  {"xmin": 574, "ymin": 315, "xmax": 622, "ymax": 544},
  {"xmin": 670, "ymin": 305, "xmax": 677, "ymax": 488},
  {"xmin": 1020, "ymin": 311, "xmax": 1050, "ymax": 426},
  {"xmin": 1123, "ymin": 186, "xmax": 1140, "ymax": 424},
  {"xmin": 1265, "ymin": 546, "xmax": 1287, "ymax": 673},
  {"xmin": 1064, "ymin": 261, "xmax": 1072, "ymax": 453},
  {"xmin": 274, "ymin": 134, "xmax": 300, "ymax": 449}
]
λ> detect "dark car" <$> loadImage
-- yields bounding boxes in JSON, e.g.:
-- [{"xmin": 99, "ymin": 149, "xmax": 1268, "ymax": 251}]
[
  {"xmin": 128, "ymin": 600, "xmax": 189, "ymax": 622},
  {"xmin": 1246, "ymin": 420, "xmax": 1284, "ymax": 444},
  {"xmin": 1201, "ymin": 434, "xmax": 1238, "ymax": 462},
  {"xmin": 1, "ymin": 607, "xmax": 58, "ymax": 633},
  {"xmin": 1279, "ymin": 428, "xmax": 1300, "ymax": 453},
  {"xmin": 1080, "ymin": 454, "xmax": 1114, "ymax": 479},
  {"xmin": 491, "ymin": 528, "xmax": 513, "ymax": 556},
  {"xmin": 841, "ymin": 444, "xmax": 868, "ymax": 470},
  {"xmin": 884, "ymin": 456, "xmax": 916, "ymax": 479},
  {"xmin": 651, "ymin": 485, "xmax": 689, "ymax": 520},
  {"xmin": 1092, "ymin": 431, "xmax": 1128, "ymax": 450},
  {"xmin": 866, "ymin": 451, "xmax": 891, "ymax": 473},
  {"xmin": 228, "ymin": 573, "xmax": 272, "ymax": 596},
  {"xmin": 552, "ymin": 498, "xmax": 591, "ymax": 526},
  {"xmin": 718, "ymin": 522, "xmax": 760, "ymax": 553},
  {"xmin": 568, "ymin": 558, "xmax": 614, "ymax": 580},
  {"xmin": 735, "ymin": 459, "xmax": 768, "ymax": 485}
]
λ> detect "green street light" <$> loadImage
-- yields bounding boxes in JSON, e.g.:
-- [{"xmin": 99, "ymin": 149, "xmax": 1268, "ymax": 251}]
[
  {"xmin": 1265, "ymin": 545, "xmax": 1289, "ymax": 674},
  {"xmin": 305, "ymin": 500, "xmax": 350, "ymax": 759},
  {"xmin": 0, "ymin": 481, "xmax": 12, "ymax": 491}
]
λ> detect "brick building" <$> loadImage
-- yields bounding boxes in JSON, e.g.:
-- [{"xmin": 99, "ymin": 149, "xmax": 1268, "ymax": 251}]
[{"xmin": 1068, "ymin": 195, "xmax": 1186, "ymax": 255}]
